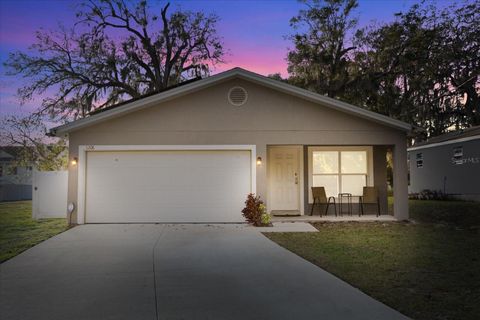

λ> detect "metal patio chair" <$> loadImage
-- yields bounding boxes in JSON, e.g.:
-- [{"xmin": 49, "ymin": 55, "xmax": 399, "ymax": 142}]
[
  {"xmin": 310, "ymin": 187, "xmax": 336, "ymax": 217},
  {"xmin": 359, "ymin": 186, "xmax": 381, "ymax": 217}
]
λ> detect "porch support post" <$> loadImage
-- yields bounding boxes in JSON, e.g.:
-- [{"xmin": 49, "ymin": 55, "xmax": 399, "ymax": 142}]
[
  {"xmin": 373, "ymin": 146, "xmax": 388, "ymax": 215},
  {"xmin": 393, "ymin": 139, "xmax": 409, "ymax": 220}
]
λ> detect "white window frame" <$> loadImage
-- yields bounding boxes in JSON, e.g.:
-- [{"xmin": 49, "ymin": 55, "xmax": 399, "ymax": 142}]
[
  {"xmin": 452, "ymin": 146, "xmax": 464, "ymax": 165},
  {"xmin": 416, "ymin": 152, "xmax": 423, "ymax": 168},
  {"xmin": 307, "ymin": 146, "xmax": 374, "ymax": 202},
  {"xmin": 453, "ymin": 146, "xmax": 463, "ymax": 157}
]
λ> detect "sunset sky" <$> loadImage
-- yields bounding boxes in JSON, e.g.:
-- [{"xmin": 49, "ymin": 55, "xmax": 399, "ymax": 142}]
[{"xmin": 0, "ymin": 0, "xmax": 437, "ymax": 118}]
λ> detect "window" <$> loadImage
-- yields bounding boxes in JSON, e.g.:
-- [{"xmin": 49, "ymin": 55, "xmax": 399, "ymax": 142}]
[
  {"xmin": 310, "ymin": 148, "xmax": 371, "ymax": 198},
  {"xmin": 453, "ymin": 146, "xmax": 463, "ymax": 165},
  {"xmin": 416, "ymin": 153, "xmax": 423, "ymax": 168},
  {"xmin": 312, "ymin": 151, "xmax": 339, "ymax": 196},
  {"xmin": 453, "ymin": 146, "xmax": 463, "ymax": 158}
]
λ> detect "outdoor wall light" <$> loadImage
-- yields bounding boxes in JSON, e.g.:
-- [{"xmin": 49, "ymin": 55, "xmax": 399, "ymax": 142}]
[
  {"xmin": 67, "ymin": 202, "xmax": 76, "ymax": 225},
  {"xmin": 71, "ymin": 157, "xmax": 78, "ymax": 166},
  {"xmin": 256, "ymin": 156, "xmax": 262, "ymax": 165},
  {"xmin": 67, "ymin": 202, "xmax": 75, "ymax": 214}
]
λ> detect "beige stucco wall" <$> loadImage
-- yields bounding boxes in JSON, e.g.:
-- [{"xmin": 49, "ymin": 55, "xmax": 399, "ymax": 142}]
[{"xmin": 66, "ymin": 78, "xmax": 408, "ymax": 223}]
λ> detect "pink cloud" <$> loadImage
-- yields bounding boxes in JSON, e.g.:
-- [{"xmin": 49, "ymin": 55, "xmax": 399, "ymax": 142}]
[
  {"xmin": 215, "ymin": 59, "xmax": 287, "ymax": 77},
  {"xmin": 213, "ymin": 45, "xmax": 289, "ymax": 77}
]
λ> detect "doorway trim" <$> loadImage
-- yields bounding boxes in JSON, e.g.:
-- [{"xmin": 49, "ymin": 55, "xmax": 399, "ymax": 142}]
[{"xmin": 267, "ymin": 145, "xmax": 304, "ymax": 215}]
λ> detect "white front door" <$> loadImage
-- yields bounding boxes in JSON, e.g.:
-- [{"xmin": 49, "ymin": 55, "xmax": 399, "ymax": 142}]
[{"xmin": 268, "ymin": 146, "xmax": 301, "ymax": 213}]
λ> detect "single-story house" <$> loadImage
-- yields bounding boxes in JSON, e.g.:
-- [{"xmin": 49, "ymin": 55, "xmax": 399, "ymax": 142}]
[
  {"xmin": 408, "ymin": 126, "xmax": 480, "ymax": 201},
  {"xmin": 50, "ymin": 68, "xmax": 411, "ymax": 224}
]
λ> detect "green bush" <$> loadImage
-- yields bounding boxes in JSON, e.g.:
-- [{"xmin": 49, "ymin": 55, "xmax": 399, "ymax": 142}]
[
  {"xmin": 409, "ymin": 189, "xmax": 451, "ymax": 200},
  {"xmin": 260, "ymin": 214, "xmax": 271, "ymax": 225}
]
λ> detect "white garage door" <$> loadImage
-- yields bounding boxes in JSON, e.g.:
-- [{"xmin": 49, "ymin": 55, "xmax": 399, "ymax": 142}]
[{"xmin": 84, "ymin": 150, "xmax": 252, "ymax": 223}]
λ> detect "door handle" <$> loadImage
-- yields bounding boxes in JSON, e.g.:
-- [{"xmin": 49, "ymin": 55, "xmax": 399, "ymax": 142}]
[{"xmin": 294, "ymin": 172, "xmax": 298, "ymax": 184}]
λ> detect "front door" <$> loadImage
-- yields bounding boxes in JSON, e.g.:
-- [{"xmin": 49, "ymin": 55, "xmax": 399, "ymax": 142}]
[{"xmin": 268, "ymin": 146, "xmax": 301, "ymax": 214}]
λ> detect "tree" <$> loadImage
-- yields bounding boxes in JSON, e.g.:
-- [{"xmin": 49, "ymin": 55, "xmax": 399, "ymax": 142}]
[
  {"xmin": 353, "ymin": 1, "xmax": 479, "ymax": 138},
  {"xmin": 287, "ymin": 0, "xmax": 359, "ymax": 98},
  {"xmin": 287, "ymin": 0, "xmax": 479, "ymax": 140},
  {"xmin": 352, "ymin": 4, "xmax": 442, "ymax": 132},
  {"xmin": 438, "ymin": 1, "xmax": 480, "ymax": 128},
  {"xmin": 4, "ymin": 0, "xmax": 225, "ymax": 119},
  {"xmin": 267, "ymin": 73, "xmax": 287, "ymax": 82},
  {"xmin": 0, "ymin": 115, "xmax": 68, "ymax": 171}
]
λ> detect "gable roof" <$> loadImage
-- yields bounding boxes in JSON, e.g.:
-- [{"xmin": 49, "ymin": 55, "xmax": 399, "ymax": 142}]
[
  {"xmin": 49, "ymin": 67, "xmax": 411, "ymax": 136},
  {"xmin": 408, "ymin": 126, "xmax": 480, "ymax": 151},
  {"xmin": 87, "ymin": 76, "xmax": 202, "ymax": 117}
]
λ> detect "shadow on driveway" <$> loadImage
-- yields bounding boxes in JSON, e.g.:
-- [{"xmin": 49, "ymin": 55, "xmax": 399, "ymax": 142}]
[{"xmin": 1, "ymin": 224, "xmax": 409, "ymax": 320}]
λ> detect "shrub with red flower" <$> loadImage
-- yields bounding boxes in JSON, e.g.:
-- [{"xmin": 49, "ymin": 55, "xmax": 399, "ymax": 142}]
[{"xmin": 241, "ymin": 193, "xmax": 270, "ymax": 226}]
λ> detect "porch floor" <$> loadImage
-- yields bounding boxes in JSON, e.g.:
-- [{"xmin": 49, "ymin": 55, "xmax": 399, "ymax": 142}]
[{"xmin": 272, "ymin": 214, "xmax": 397, "ymax": 222}]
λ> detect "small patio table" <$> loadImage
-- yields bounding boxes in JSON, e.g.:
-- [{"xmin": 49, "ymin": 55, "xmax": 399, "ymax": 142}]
[{"xmin": 338, "ymin": 193, "xmax": 353, "ymax": 216}]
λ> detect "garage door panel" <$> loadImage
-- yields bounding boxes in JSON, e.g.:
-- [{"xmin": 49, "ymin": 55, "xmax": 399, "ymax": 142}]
[
  {"xmin": 87, "ymin": 188, "xmax": 246, "ymax": 208},
  {"xmin": 85, "ymin": 150, "xmax": 251, "ymax": 223},
  {"xmin": 87, "ymin": 167, "xmax": 247, "ymax": 191}
]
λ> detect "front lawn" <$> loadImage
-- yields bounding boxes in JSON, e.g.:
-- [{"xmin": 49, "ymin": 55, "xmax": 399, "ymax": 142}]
[
  {"xmin": 409, "ymin": 199, "xmax": 480, "ymax": 227},
  {"xmin": 266, "ymin": 200, "xmax": 480, "ymax": 320},
  {"xmin": 0, "ymin": 201, "xmax": 69, "ymax": 263},
  {"xmin": 389, "ymin": 196, "xmax": 480, "ymax": 227}
]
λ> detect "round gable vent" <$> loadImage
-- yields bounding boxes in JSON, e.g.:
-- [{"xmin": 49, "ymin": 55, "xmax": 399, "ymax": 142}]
[{"xmin": 228, "ymin": 86, "xmax": 248, "ymax": 106}]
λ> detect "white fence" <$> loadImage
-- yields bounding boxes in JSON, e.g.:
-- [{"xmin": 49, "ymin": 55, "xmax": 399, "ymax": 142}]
[{"xmin": 32, "ymin": 170, "xmax": 68, "ymax": 219}]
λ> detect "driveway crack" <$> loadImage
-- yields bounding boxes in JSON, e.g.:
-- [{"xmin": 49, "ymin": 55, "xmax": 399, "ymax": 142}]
[{"xmin": 152, "ymin": 224, "xmax": 167, "ymax": 320}]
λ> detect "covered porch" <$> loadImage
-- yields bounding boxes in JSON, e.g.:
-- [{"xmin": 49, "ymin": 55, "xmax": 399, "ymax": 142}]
[{"xmin": 266, "ymin": 144, "xmax": 408, "ymax": 221}]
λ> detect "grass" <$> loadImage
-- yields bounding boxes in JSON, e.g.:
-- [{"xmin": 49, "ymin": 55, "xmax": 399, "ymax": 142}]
[
  {"xmin": 0, "ymin": 201, "xmax": 69, "ymax": 263},
  {"xmin": 265, "ymin": 200, "xmax": 480, "ymax": 320},
  {"xmin": 409, "ymin": 200, "xmax": 480, "ymax": 227},
  {"xmin": 389, "ymin": 196, "xmax": 480, "ymax": 227}
]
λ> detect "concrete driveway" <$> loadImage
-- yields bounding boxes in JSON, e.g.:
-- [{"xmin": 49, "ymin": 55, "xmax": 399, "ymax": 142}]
[{"xmin": 1, "ymin": 224, "xmax": 408, "ymax": 320}]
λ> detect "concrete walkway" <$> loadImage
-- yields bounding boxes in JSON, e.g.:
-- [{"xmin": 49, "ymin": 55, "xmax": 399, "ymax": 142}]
[
  {"xmin": 1, "ymin": 224, "xmax": 408, "ymax": 320},
  {"xmin": 250, "ymin": 221, "xmax": 319, "ymax": 232},
  {"xmin": 272, "ymin": 214, "xmax": 397, "ymax": 223}
]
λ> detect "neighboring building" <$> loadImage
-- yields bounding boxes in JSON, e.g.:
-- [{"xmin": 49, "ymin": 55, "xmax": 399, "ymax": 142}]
[
  {"xmin": 0, "ymin": 146, "xmax": 33, "ymax": 201},
  {"xmin": 408, "ymin": 126, "xmax": 480, "ymax": 201},
  {"xmin": 49, "ymin": 68, "xmax": 411, "ymax": 224}
]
